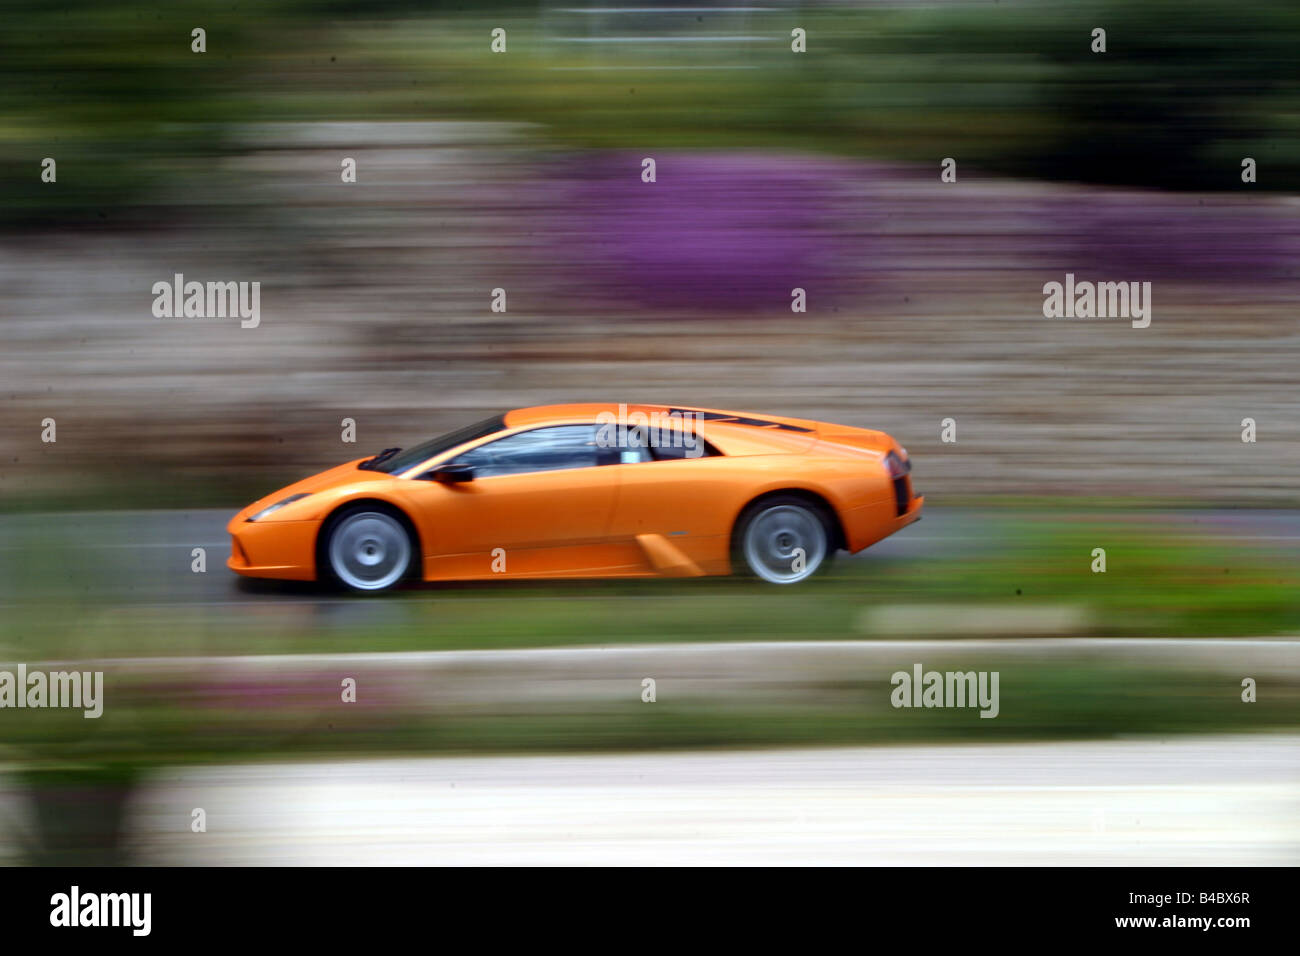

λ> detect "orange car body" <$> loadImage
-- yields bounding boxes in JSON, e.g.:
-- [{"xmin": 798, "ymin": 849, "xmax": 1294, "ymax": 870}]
[{"xmin": 227, "ymin": 403, "xmax": 922, "ymax": 583}]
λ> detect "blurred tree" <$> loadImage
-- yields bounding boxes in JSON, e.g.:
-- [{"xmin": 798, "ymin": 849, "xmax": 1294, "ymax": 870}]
[{"xmin": 2, "ymin": 0, "xmax": 1296, "ymax": 230}]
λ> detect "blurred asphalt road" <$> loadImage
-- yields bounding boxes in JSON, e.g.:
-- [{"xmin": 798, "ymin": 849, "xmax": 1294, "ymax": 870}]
[
  {"xmin": 128, "ymin": 735, "xmax": 1299, "ymax": 865},
  {"xmin": 3, "ymin": 506, "xmax": 1299, "ymax": 610}
]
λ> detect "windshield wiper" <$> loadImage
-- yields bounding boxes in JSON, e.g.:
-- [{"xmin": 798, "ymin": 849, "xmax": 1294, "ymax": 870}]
[{"xmin": 358, "ymin": 447, "xmax": 402, "ymax": 470}]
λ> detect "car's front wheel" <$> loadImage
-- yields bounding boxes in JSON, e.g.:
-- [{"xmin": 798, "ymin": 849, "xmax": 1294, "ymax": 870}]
[
  {"xmin": 734, "ymin": 496, "xmax": 833, "ymax": 584},
  {"xmin": 322, "ymin": 506, "xmax": 415, "ymax": 592}
]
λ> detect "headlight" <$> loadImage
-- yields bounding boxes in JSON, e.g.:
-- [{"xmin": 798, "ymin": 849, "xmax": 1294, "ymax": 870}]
[
  {"xmin": 246, "ymin": 493, "xmax": 310, "ymax": 522},
  {"xmin": 883, "ymin": 451, "xmax": 910, "ymax": 480}
]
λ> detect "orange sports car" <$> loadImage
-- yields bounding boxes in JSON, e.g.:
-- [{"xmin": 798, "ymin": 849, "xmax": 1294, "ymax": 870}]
[{"xmin": 227, "ymin": 403, "xmax": 922, "ymax": 591}]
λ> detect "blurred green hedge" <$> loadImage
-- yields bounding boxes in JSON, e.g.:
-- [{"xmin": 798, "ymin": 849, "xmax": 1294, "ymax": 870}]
[{"xmin": 2, "ymin": 0, "xmax": 1296, "ymax": 227}]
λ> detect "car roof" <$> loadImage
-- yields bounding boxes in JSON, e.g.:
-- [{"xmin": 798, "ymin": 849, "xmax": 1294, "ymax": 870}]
[{"xmin": 504, "ymin": 403, "xmax": 822, "ymax": 435}]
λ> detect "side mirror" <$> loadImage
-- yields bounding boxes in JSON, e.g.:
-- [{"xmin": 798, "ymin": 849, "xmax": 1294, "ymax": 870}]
[{"xmin": 423, "ymin": 463, "xmax": 475, "ymax": 483}]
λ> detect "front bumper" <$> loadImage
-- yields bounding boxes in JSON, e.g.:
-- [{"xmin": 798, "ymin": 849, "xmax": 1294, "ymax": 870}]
[{"xmin": 226, "ymin": 516, "xmax": 319, "ymax": 580}]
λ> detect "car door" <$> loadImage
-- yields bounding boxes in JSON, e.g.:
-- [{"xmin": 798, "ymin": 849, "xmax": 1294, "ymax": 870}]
[
  {"xmin": 410, "ymin": 424, "xmax": 627, "ymax": 579},
  {"xmin": 603, "ymin": 429, "xmax": 740, "ymax": 575}
]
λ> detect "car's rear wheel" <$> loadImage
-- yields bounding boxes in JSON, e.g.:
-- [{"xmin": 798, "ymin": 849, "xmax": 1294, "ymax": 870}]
[
  {"xmin": 734, "ymin": 496, "xmax": 833, "ymax": 584},
  {"xmin": 323, "ymin": 507, "xmax": 414, "ymax": 592}
]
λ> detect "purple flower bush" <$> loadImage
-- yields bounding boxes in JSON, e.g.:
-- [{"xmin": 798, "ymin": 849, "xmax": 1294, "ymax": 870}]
[
  {"xmin": 542, "ymin": 152, "xmax": 1298, "ymax": 313},
  {"xmin": 548, "ymin": 151, "xmax": 870, "ymax": 312}
]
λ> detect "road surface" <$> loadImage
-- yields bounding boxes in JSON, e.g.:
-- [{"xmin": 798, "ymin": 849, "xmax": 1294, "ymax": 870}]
[{"xmin": 3, "ymin": 506, "xmax": 1298, "ymax": 611}]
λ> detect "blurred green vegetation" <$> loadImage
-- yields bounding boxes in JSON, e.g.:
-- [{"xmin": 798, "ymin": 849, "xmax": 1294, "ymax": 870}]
[
  {"xmin": 5, "ymin": 511, "xmax": 1299, "ymax": 765},
  {"xmin": 3, "ymin": 0, "xmax": 1296, "ymax": 226},
  {"xmin": 3, "ymin": 661, "xmax": 1295, "ymax": 771}
]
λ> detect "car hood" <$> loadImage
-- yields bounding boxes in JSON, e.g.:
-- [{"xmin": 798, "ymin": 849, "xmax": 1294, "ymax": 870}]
[{"xmin": 230, "ymin": 459, "xmax": 394, "ymax": 524}]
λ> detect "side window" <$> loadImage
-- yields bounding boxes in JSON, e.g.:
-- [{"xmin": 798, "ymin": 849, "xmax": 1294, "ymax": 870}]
[
  {"xmin": 593, "ymin": 420, "xmax": 721, "ymax": 465},
  {"xmin": 601, "ymin": 443, "xmax": 653, "ymax": 466},
  {"xmin": 650, "ymin": 437, "xmax": 720, "ymax": 460},
  {"xmin": 450, "ymin": 425, "xmax": 600, "ymax": 478}
]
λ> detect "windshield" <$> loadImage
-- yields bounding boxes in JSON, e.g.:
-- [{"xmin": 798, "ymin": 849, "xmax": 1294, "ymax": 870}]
[{"xmin": 360, "ymin": 414, "xmax": 507, "ymax": 474}]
